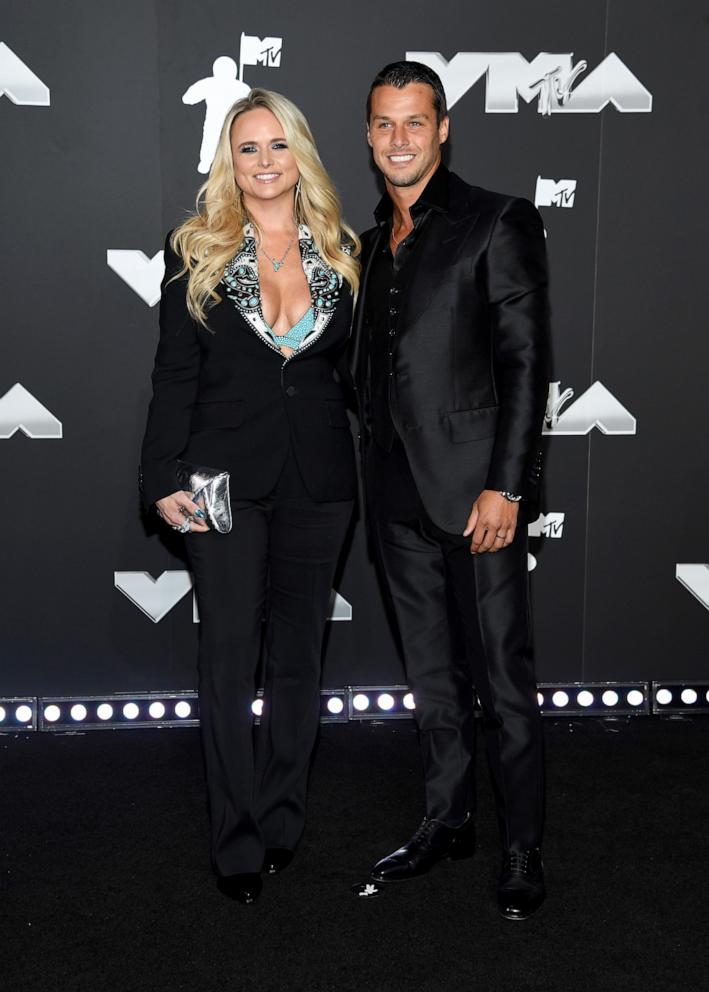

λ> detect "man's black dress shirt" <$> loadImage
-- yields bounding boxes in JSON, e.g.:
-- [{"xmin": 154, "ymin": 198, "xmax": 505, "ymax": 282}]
[{"xmin": 366, "ymin": 164, "xmax": 450, "ymax": 451}]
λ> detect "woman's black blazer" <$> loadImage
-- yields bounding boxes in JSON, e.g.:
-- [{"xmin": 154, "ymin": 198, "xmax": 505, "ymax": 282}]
[{"xmin": 140, "ymin": 228, "xmax": 356, "ymax": 508}]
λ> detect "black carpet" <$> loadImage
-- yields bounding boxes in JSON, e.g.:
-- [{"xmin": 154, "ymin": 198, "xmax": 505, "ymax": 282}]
[{"xmin": 2, "ymin": 717, "xmax": 707, "ymax": 992}]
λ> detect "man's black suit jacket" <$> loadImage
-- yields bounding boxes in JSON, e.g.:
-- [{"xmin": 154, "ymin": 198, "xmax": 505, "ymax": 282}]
[
  {"xmin": 140, "ymin": 234, "xmax": 356, "ymax": 509},
  {"xmin": 351, "ymin": 167, "xmax": 551, "ymax": 533}
]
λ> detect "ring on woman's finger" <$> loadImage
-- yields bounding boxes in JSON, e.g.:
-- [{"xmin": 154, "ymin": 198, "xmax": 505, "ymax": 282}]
[{"xmin": 178, "ymin": 519, "xmax": 191, "ymax": 534}]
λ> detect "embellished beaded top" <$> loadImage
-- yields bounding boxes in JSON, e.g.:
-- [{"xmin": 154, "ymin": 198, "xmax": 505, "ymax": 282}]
[{"xmin": 264, "ymin": 307, "xmax": 315, "ymax": 351}]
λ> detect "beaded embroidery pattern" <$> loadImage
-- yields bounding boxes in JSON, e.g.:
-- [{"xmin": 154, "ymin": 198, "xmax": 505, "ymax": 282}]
[{"xmin": 223, "ymin": 223, "xmax": 347, "ymax": 354}]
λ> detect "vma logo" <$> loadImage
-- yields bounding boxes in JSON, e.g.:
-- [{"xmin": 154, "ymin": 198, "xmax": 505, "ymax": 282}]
[
  {"xmin": 543, "ymin": 381, "xmax": 637, "ymax": 436},
  {"xmin": 407, "ymin": 51, "xmax": 652, "ymax": 115},
  {"xmin": 115, "ymin": 571, "xmax": 351, "ymax": 624},
  {"xmin": 107, "ymin": 250, "xmax": 165, "ymax": 307},
  {"xmin": 0, "ymin": 42, "xmax": 50, "ymax": 106},
  {"xmin": 535, "ymin": 176, "xmax": 576, "ymax": 208},
  {"xmin": 0, "ymin": 383, "xmax": 62, "ymax": 439},
  {"xmin": 675, "ymin": 564, "xmax": 709, "ymax": 613},
  {"xmin": 183, "ymin": 31, "xmax": 283, "ymax": 173}
]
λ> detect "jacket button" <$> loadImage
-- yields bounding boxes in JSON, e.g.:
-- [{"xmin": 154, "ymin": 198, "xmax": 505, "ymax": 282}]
[{"xmin": 286, "ymin": 386, "xmax": 296, "ymax": 397}]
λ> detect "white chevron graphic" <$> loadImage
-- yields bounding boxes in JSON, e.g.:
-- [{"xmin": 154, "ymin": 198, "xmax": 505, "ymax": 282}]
[
  {"xmin": 0, "ymin": 383, "xmax": 62, "ymax": 438},
  {"xmin": 107, "ymin": 250, "xmax": 165, "ymax": 306},
  {"xmin": 0, "ymin": 42, "xmax": 50, "ymax": 105},
  {"xmin": 118, "ymin": 570, "xmax": 353, "ymax": 623},
  {"xmin": 676, "ymin": 564, "xmax": 709, "ymax": 612},
  {"xmin": 543, "ymin": 380, "xmax": 636, "ymax": 435},
  {"xmin": 114, "ymin": 571, "xmax": 194, "ymax": 623}
]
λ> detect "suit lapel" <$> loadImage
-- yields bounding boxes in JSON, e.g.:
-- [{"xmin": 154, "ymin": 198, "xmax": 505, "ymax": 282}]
[{"xmin": 223, "ymin": 223, "xmax": 344, "ymax": 352}]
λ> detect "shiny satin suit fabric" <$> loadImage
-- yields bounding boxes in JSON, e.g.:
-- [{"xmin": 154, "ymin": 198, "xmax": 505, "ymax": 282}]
[{"xmin": 353, "ymin": 168, "xmax": 550, "ymax": 849}]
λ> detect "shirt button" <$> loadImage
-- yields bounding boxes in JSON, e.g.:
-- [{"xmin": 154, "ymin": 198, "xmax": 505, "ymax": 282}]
[
  {"xmin": 390, "ymin": 287, "xmax": 399, "ymax": 295},
  {"xmin": 389, "ymin": 330, "xmax": 395, "ymax": 337},
  {"xmin": 286, "ymin": 386, "xmax": 296, "ymax": 397},
  {"xmin": 389, "ymin": 307, "xmax": 397, "ymax": 316}
]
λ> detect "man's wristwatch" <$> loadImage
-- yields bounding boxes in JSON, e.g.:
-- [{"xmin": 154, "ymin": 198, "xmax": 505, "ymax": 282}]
[{"xmin": 500, "ymin": 491, "xmax": 522, "ymax": 502}]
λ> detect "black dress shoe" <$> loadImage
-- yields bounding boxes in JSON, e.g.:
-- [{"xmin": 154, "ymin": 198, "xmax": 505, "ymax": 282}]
[
  {"xmin": 497, "ymin": 849, "xmax": 545, "ymax": 920},
  {"xmin": 263, "ymin": 848, "xmax": 294, "ymax": 875},
  {"xmin": 216, "ymin": 872, "xmax": 262, "ymax": 904},
  {"xmin": 371, "ymin": 815, "xmax": 475, "ymax": 882}
]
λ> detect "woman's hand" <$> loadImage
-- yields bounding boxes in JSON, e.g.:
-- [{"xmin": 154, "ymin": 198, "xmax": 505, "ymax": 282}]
[{"xmin": 155, "ymin": 490, "xmax": 210, "ymax": 534}]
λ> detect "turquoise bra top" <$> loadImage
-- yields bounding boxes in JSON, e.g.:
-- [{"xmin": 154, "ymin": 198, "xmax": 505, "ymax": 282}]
[{"xmin": 264, "ymin": 307, "xmax": 315, "ymax": 351}]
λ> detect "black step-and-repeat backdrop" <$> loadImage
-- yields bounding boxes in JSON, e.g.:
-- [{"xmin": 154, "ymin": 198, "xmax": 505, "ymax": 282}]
[{"xmin": 2, "ymin": 0, "xmax": 708, "ymax": 696}]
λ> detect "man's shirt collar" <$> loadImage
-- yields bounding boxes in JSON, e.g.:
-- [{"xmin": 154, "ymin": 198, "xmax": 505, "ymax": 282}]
[{"xmin": 374, "ymin": 162, "xmax": 450, "ymax": 226}]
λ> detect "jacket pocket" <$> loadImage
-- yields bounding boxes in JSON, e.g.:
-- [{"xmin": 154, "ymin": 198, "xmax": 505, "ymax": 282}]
[
  {"xmin": 191, "ymin": 400, "xmax": 246, "ymax": 431},
  {"xmin": 326, "ymin": 400, "xmax": 350, "ymax": 429},
  {"xmin": 447, "ymin": 406, "xmax": 498, "ymax": 443}
]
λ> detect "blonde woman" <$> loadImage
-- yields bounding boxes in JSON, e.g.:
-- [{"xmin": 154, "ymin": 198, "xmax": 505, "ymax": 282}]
[{"xmin": 140, "ymin": 90, "xmax": 360, "ymax": 904}]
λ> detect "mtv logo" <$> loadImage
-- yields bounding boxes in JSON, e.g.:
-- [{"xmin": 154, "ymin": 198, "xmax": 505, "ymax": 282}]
[
  {"xmin": 114, "ymin": 571, "xmax": 194, "ymax": 623},
  {"xmin": 543, "ymin": 381, "xmax": 637, "ymax": 436},
  {"xmin": 107, "ymin": 250, "xmax": 165, "ymax": 307},
  {"xmin": 118, "ymin": 569, "xmax": 352, "ymax": 624},
  {"xmin": 675, "ymin": 564, "xmax": 709, "ymax": 613},
  {"xmin": 240, "ymin": 33, "xmax": 283, "ymax": 69},
  {"xmin": 0, "ymin": 42, "xmax": 50, "ymax": 105},
  {"xmin": 535, "ymin": 176, "xmax": 576, "ymax": 208},
  {"xmin": 407, "ymin": 51, "xmax": 652, "ymax": 114},
  {"xmin": 0, "ymin": 383, "xmax": 62, "ymax": 438},
  {"xmin": 528, "ymin": 512, "xmax": 565, "ymax": 539}
]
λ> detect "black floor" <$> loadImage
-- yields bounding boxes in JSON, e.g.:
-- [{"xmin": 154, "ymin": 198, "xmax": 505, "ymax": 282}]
[{"xmin": 2, "ymin": 717, "xmax": 707, "ymax": 992}]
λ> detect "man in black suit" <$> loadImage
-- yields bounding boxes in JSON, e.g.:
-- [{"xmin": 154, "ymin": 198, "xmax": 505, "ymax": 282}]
[{"xmin": 351, "ymin": 62, "xmax": 551, "ymax": 920}]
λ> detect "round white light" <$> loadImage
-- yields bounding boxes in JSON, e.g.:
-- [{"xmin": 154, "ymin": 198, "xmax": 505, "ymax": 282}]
[
  {"xmin": 681, "ymin": 688, "xmax": 698, "ymax": 705},
  {"xmin": 97, "ymin": 703, "xmax": 113, "ymax": 721},
  {"xmin": 706, "ymin": 690, "xmax": 709, "ymax": 704},
  {"xmin": 15, "ymin": 705, "xmax": 33, "ymax": 724},
  {"xmin": 70, "ymin": 704, "xmax": 87, "ymax": 722},
  {"xmin": 577, "ymin": 691, "xmax": 594, "ymax": 708},
  {"xmin": 0, "ymin": 706, "xmax": 6, "ymax": 722},
  {"xmin": 251, "ymin": 698, "xmax": 264, "ymax": 717},
  {"xmin": 627, "ymin": 690, "xmax": 644, "ymax": 707},
  {"xmin": 352, "ymin": 693, "xmax": 370, "ymax": 712},
  {"xmin": 174, "ymin": 701, "xmax": 192, "ymax": 719},
  {"xmin": 536, "ymin": 692, "xmax": 544, "ymax": 707},
  {"xmin": 123, "ymin": 702, "xmax": 139, "ymax": 720},
  {"xmin": 377, "ymin": 693, "xmax": 395, "ymax": 711},
  {"xmin": 44, "ymin": 704, "xmax": 61, "ymax": 722},
  {"xmin": 552, "ymin": 691, "xmax": 569, "ymax": 708},
  {"xmin": 327, "ymin": 697, "xmax": 344, "ymax": 715},
  {"xmin": 602, "ymin": 690, "xmax": 619, "ymax": 707},
  {"xmin": 527, "ymin": 553, "xmax": 537, "ymax": 572},
  {"xmin": 655, "ymin": 688, "xmax": 672, "ymax": 706},
  {"xmin": 403, "ymin": 693, "xmax": 415, "ymax": 710},
  {"xmin": 149, "ymin": 701, "xmax": 166, "ymax": 719}
]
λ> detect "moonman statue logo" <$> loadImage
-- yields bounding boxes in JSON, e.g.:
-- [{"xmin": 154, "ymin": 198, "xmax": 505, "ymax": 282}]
[
  {"xmin": 0, "ymin": 42, "xmax": 50, "ymax": 105},
  {"xmin": 407, "ymin": 51, "xmax": 652, "ymax": 114},
  {"xmin": 183, "ymin": 33, "xmax": 283, "ymax": 173}
]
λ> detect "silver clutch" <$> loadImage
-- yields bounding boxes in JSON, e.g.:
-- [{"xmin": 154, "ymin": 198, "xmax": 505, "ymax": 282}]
[{"xmin": 176, "ymin": 461, "xmax": 232, "ymax": 534}]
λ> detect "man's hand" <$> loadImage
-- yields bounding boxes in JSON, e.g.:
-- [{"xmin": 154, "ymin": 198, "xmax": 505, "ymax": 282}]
[{"xmin": 463, "ymin": 490, "xmax": 519, "ymax": 554}]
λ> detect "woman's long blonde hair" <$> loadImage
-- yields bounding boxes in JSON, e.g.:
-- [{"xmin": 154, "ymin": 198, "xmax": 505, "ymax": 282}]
[{"xmin": 171, "ymin": 89, "xmax": 360, "ymax": 325}]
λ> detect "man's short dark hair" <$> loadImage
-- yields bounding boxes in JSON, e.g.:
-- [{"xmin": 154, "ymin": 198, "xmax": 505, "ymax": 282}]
[{"xmin": 366, "ymin": 61, "xmax": 448, "ymax": 124}]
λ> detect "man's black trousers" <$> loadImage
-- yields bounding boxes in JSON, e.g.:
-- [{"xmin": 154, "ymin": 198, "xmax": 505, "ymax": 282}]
[
  {"xmin": 186, "ymin": 449, "xmax": 353, "ymax": 876},
  {"xmin": 366, "ymin": 438, "xmax": 544, "ymax": 852}
]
